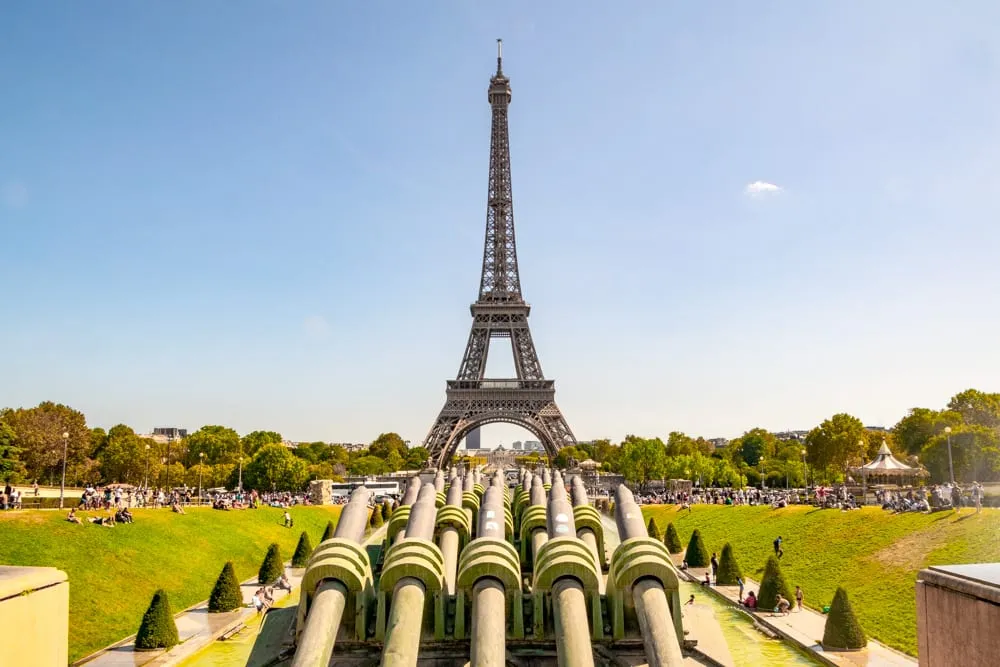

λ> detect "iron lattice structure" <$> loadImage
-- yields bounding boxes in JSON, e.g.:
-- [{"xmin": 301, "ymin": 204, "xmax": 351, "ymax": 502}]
[{"xmin": 423, "ymin": 42, "xmax": 577, "ymax": 468}]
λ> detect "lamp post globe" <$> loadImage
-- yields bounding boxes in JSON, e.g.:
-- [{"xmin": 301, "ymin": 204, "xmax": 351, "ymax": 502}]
[
  {"xmin": 944, "ymin": 426, "xmax": 954, "ymax": 485},
  {"xmin": 59, "ymin": 431, "xmax": 70, "ymax": 510}
]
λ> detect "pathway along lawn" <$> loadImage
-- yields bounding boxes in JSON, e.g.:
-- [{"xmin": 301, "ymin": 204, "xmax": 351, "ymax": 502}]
[
  {"xmin": 643, "ymin": 504, "xmax": 1000, "ymax": 656},
  {"xmin": 0, "ymin": 504, "xmax": 342, "ymax": 662}
]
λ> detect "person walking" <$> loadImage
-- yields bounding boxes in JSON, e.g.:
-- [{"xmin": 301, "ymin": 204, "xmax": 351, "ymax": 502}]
[
  {"xmin": 773, "ymin": 536, "xmax": 783, "ymax": 558},
  {"xmin": 710, "ymin": 552, "xmax": 719, "ymax": 583},
  {"xmin": 737, "ymin": 577, "xmax": 745, "ymax": 601},
  {"xmin": 973, "ymin": 482, "xmax": 983, "ymax": 514},
  {"xmin": 795, "ymin": 585, "xmax": 804, "ymax": 611}
]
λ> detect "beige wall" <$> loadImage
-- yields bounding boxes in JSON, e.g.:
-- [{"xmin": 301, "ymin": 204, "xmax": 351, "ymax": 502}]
[
  {"xmin": 0, "ymin": 566, "xmax": 69, "ymax": 666},
  {"xmin": 917, "ymin": 565, "xmax": 1000, "ymax": 667}
]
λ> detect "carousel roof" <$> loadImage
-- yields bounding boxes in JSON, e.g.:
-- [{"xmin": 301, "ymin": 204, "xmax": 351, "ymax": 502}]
[{"xmin": 856, "ymin": 442, "xmax": 925, "ymax": 475}]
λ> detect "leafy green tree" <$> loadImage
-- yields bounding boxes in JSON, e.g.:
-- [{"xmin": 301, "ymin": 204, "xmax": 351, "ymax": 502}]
[
  {"xmin": 715, "ymin": 543, "xmax": 742, "ymax": 585},
  {"xmin": 646, "ymin": 517, "xmax": 661, "ymax": 540},
  {"xmin": 349, "ymin": 455, "xmax": 388, "ymax": 476},
  {"xmin": 805, "ymin": 414, "xmax": 867, "ymax": 477},
  {"xmin": 291, "ymin": 532, "xmax": 314, "ymax": 567},
  {"xmin": 617, "ymin": 435, "xmax": 667, "ymax": 490},
  {"xmin": 241, "ymin": 430, "xmax": 283, "ymax": 459},
  {"xmin": 921, "ymin": 426, "xmax": 1000, "ymax": 482},
  {"xmin": 736, "ymin": 428, "xmax": 777, "ymax": 467},
  {"xmin": 823, "ymin": 587, "xmax": 866, "ymax": 649},
  {"xmin": 185, "ymin": 425, "xmax": 241, "ymax": 465},
  {"xmin": 664, "ymin": 522, "xmax": 683, "ymax": 553},
  {"xmin": 386, "ymin": 449, "xmax": 405, "ymax": 472},
  {"xmin": 99, "ymin": 424, "xmax": 147, "ymax": 484},
  {"xmin": 947, "ymin": 389, "xmax": 1000, "ymax": 428},
  {"xmin": 0, "ymin": 421, "xmax": 25, "ymax": 483},
  {"xmin": 258, "ymin": 543, "xmax": 284, "ymax": 584},
  {"xmin": 208, "ymin": 562, "xmax": 243, "ymax": 613},
  {"xmin": 684, "ymin": 529, "xmax": 710, "ymax": 567},
  {"xmin": 369, "ymin": 506, "xmax": 384, "ymax": 528},
  {"xmin": 0, "ymin": 402, "xmax": 90, "ymax": 484},
  {"xmin": 404, "ymin": 446, "xmax": 429, "ymax": 469},
  {"xmin": 893, "ymin": 408, "xmax": 962, "ymax": 455},
  {"xmin": 135, "ymin": 589, "xmax": 179, "ymax": 649},
  {"xmin": 244, "ymin": 444, "xmax": 309, "ymax": 491},
  {"xmin": 321, "ymin": 520, "xmax": 335, "ymax": 542},
  {"xmin": 757, "ymin": 555, "xmax": 794, "ymax": 612},
  {"xmin": 667, "ymin": 431, "xmax": 712, "ymax": 456},
  {"xmin": 381, "ymin": 500, "xmax": 393, "ymax": 522},
  {"xmin": 369, "ymin": 433, "xmax": 406, "ymax": 460}
]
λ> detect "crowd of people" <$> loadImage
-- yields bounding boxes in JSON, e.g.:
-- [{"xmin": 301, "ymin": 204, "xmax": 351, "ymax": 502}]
[{"xmin": 878, "ymin": 482, "xmax": 985, "ymax": 513}]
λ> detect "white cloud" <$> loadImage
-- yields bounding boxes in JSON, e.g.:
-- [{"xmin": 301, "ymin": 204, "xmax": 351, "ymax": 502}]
[
  {"xmin": 744, "ymin": 180, "xmax": 782, "ymax": 197},
  {"xmin": 1, "ymin": 181, "xmax": 29, "ymax": 209},
  {"xmin": 303, "ymin": 315, "xmax": 331, "ymax": 340}
]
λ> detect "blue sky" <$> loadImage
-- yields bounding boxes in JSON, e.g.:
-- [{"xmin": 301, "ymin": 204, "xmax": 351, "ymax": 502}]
[{"xmin": 2, "ymin": 2, "xmax": 999, "ymax": 447}]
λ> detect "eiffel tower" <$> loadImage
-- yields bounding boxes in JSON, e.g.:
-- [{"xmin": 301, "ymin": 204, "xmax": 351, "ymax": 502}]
[{"xmin": 423, "ymin": 41, "xmax": 577, "ymax": 468}]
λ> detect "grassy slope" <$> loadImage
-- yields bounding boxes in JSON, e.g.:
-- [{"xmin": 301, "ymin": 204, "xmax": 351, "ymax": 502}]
[
  {"xmin": 0, "ymin": 505, "xmax": 342, "ymax": 662},
  {"xmin": 643, "ymin": 504, "xmax": 1000, "ymax": 656}
]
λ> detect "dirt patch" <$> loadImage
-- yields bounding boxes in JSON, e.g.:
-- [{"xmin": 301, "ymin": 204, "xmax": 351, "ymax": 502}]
[{"xmin": 873, "ymin": 524, "xmax": 950, "ymax": 570}]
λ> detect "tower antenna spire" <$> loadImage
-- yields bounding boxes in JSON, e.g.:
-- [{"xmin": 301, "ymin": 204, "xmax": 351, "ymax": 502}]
[{"xmin": 496, "ymin": 38, "xmax": 503, "ymax": 73}]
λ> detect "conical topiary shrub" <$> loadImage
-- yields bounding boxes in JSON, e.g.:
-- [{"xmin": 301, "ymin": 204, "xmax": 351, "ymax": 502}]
[
  {"xmin": 291, "ymin": 531, "xmax": 313, "ymax": 568},
  {"xmin": 369, "ymin": 506, "xmax": 384, "ymax": 529},
  {"xmin": 684, "ymin": 529, "xmax": 710, "ymax": 567},
  {"xmin": 320, "ymin": 520, "xmax": 335, "ymax": 542},
  {"xmin": 258, "ymin": 543, "xmax": 284, "ymax": 585},
  {"xmin": 381, "ymin": 500, "xmax": 392, "ymax": 522},
  {"xmin": 135, "ymin": 589, "xmax": 179, "ymax": 649},
  {"xmin": 715, "ymin": 543, "xmax": 742, "ymax": 585},
  {"xmin": 757, "ymin": 555, "xmax": 794, "ymax": 612},
  {"xmin": 208, "ymin": 561, "xmax": 243, "ymax": 613},
  {"xmin": 664, "ymin": 522, "xmax": 683, "ymax": 554},
  {"xmin": 646, "ymin": 517, "xmax": 661, "ymax": 540},
  {"xmin": 822, "ymin": 587, "xmax": 866, "ymax": 650}
]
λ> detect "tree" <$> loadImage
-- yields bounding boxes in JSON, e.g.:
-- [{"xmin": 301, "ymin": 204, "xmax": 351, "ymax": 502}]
[
  {"xmin": 381, "ymin": 500, "xmax": 393, "ymax": 522},
  {"xmin": 822, "ymin": 587, "xmax": 866, "ymax": 650},
  {"xmin": 757, "ymin": 555, "xmax": 794, "ymax": 612},
  {"xmin": 321, "ymin": 520, "xmax": 335, "ymax": 542},
  {"xmin": 664, "ymin": 522, "xmax": 683, "ymax": 553},
  {"xmin": 185, "ymin": 425, "xmax": 241, "ymax": 465},
  {"xmin": 369, "ymin": 507, "xmax": 384, "ymax": 529},
  {"xmin": 947, "ymin": 389, "xmax": 1000, "ymax": 429},
  {"xmin": 99, "ymin": 424, "xmax": 146, "ymax": 484},
  {"xmin": 0, "ymin": 421, "xmax": 25, "ymax": 483},
  {"xmin": 617, "ymin": 435, "xmax": 667, "ymax": 490},
  {"xmin": 736, "ymin": 428, "xmax": 777, "ymax": 467},
  {"xmin": 243, "ymin": 444, "xmax": 309, "ymax": 491},
  {"xmin": 258, "ymin": 543, "xmax": 284, "ymax": 584},
  {"xmin": 404, "ymin": 447, "xmax": 429, "ymax": 469},
  {"xmin": 292, "ymin": 532, "xmax": 314, "ymax": 567},
  {"xmin": 242, "ymin": 431, "xmax": 284, "ymax": 459},
  {"xmin": 348, "ymin": 456, "xmax": 388, "ymax": 476},
  {"xmin": 135, "ymin": 589, "xmax": 179, "ymax": 649},
  {"xmin": 805, "ymin": 414, "xmax": 867, "ymax": 477},
  {"xmin": 684, "ymin": 529, "xmax": 710, "ymax": 567},
  {"xmin": 386, "ymin": 449, "xmax": 405, "ymax": 472},
  {"xmin": 0, "ymin": 402, "xmax": 90, "ymax": 484},
  {"xmin": 921, "ymin": 426, "xmax": 1000, "ymax": 483},
  {"xmin": 208, "ymin": 562, "xmax": 243, "ymax": 613},
  {"xmin": 715, "ymin": 543, "xmax": 742, "ymax": 585},
  {"xmin": 369, "ymin": 433, "xmax": 406, "ymax": 460},
  {"xmin": 893, "ymin": 408, "xmax": 962, "ymax": 455},
  {"xmin": 646, "ymin": 517, "xmax": 661, "ymax": 540}
]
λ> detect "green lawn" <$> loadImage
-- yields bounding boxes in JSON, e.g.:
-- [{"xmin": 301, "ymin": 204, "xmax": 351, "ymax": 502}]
[
  {"xmin": 0, "ymin": 504, "xmax": 342, "ymax": 662},
  {"xmin": 643, "ymin": 504, "xmax": 1000, "ymax": 656}
]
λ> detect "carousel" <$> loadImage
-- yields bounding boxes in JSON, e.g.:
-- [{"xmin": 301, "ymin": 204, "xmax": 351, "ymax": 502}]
[{"xmin": 850, "ymin": 440, "xmax": 928, "ymax": 499}]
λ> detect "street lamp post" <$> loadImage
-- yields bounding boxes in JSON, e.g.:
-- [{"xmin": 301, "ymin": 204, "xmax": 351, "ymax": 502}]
[
  {"xmin": 165, "ymin": 440, "xmax": 171, "ymax": 491},
  {"xmin": 801, "ymin": 449, "xmax": 808, "ymax": 490},
  {"xmin": 858, "ymin": 440, "xmax": 867, "ymax": 505},
  {"xmin": 198, "ymin": 452, "xmax": 205, "ymax": 501},
  {"xmin": 59, "ymin": 431, "xmax": 69, "ymax": 510},
  {"xmin": 144, "ymin": 444, "xmax": 151, "ymax": 489},
  {"xmin": 238, "ymin": 456, "xmax": 243, "ymax": 493},
  {"xmin": 760, "ymin": 457, "xmax": 766, "ymax": 490},
  {"xmin": 944, "ymin": 426, "xmax": 955, "ymax": 485}
]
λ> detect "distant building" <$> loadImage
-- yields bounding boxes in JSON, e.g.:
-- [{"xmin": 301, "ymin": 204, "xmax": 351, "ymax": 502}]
[
  {"xmin": 466, "ymin": 428, "xmax": 481, "ymax": 450},
  {"xmin": 150, "ymin": 427, "xmax": 187, "ymax": 443},
  {"xmin": 524, "ymin": 440, "xmax": 542, "ymax": 452},
  {"xmin": 774, "ymin": 430, "xmax": 810, "ymax": 442},
  {"xmin": 512, "ymin": 441, "xmax": 523, "ymax": 450},
  {"xmin": 708, "ymin": 437, "xmax": 730, "ymax": 450}
]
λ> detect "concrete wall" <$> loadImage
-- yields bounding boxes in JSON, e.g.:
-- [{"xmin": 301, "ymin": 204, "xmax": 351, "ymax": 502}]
[
  {"xmin": 0, "ymin": 566, "xmax": 69, "ymax": 666},
  {"xmin": 916, "ymin": 564, "xmax": 1000, "ymax": 667}
]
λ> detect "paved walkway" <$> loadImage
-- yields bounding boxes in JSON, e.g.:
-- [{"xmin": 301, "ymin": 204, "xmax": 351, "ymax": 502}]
[
  {"xmin": 79, "ymin": 525, "xmax": 388, "ymax": 667},
  {"xmin": 671, "ymin": 556, "xmax": 916, "ymax": 666}
]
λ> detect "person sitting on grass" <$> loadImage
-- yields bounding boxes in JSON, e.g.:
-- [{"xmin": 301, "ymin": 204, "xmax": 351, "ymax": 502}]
[
  {"xmin": 66, "ymin": 508, "xmax": 82, "ymax": 524},
  {"xmin": 742, "ymin": 591, "xmax": 757, "ymax": 609},
  {"xmin": 171, "ymin": 500, "xmax": 186, "ymax": 514},
  {"xmin": 115, "ymin": 507, "xmax": 133, "ymax": 524}
]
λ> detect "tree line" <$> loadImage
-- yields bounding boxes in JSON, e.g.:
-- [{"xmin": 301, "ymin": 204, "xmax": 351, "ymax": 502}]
[
  {"xmin": 1, "ymin": 388, "xmax": 996, "ymax": 491},
  {"xmin": 0, "ymin": 403, "xmax": 427, "ymax": 492},
  {"xmin": 522, "ymin": 388, "xmax": 1000, "ymax": 489}
]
